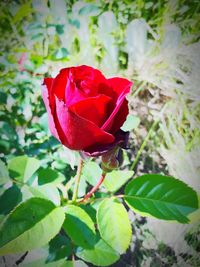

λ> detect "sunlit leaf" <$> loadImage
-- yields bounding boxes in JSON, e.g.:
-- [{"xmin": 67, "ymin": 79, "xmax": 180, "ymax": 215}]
[
  {"xmin": 13, "ymin": 3, "xmax": 33, "ymax": 23},
  {"xmin": 121, "ymin": 114, "xmax": 140, "ymax": 132},
  {"xmin": 0, "ymin": 198, "xmax": 65, "ymax": 255},
  {"xmin": 63, "ymin": 205, "xmax": 96, "ymax": 249},
  {"xmin": 38, "ymin": 168, "xmax": 65, "ymax": 186},
  {"xmin": 28, "ymin": 184, "xmax": 61, "ymax": 206},
  {"xmin": 97, "ymin": 198, "xmax": 132, "ymax": 254},
  {"xmin": 0, "ymin": 159, "xmax": 9, "ymax": 185},
  {"xmin": 103, "ymin": 170, "xmax": 134, "ymax": 192},
  {"xmin": 82, "ymin": 161, "xmax": 102, "ymax": 186},
  {"xmin": 8, "ymin": 156, "xmax": 40, "ymax": 183},
  {"xmin": 76, "ymin": 237, "xmax": 119, "ymax": 266},
  {"xmin": 125, "ymin": 174, "xmax": 199, "ymax": 223}
]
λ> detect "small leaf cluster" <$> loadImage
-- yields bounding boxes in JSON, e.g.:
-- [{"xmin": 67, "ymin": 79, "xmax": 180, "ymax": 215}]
[{"xmin": 0, "ymin": 155, "xmax": 199, "ymax": 266}]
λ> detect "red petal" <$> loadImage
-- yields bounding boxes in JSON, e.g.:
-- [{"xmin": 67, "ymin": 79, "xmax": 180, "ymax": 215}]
[
  {"xmin": 72, "ymin": 65, "xmax": 107, "ymax": 95},
  {"xmin": 41, "ymin": 81, "xmax": 60, "ymax": 140},
  {"xmin": 52, "ymin": 68, "xmax": 70, "ymax": 101},
  {"xmin": 109, "ymin": 99, "xmax": 129, "ymax": 133},
  {"xmin": 108, "ymin": 77, "xmax": 132, "ymax": 98},
  {"xmin": 65, "ymin": 66, "xmax": 108, "ymax": 105},
  {"xmin": 44, "ymin": 77, "xmax": 54, "ymax": 91},
  {"xmin": 55, "ymin": 97, "xmax": 115, "ymax": 150},
  {"xmin": 64, "ymin": 75, "xmax": 87, "ymax": 106},
  {"xmin": 69, "ymin": 95, "xmax": 112, "ymax": 127},
  {"xmin": 101, "ymin": 78, "xmax": 132, "ymax": 132}
]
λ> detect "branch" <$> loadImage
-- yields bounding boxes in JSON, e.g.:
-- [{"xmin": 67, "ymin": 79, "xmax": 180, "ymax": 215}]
[
  {"xmin": 72, "ymin": 159, "xmax": 84, "ymax": 203},
  {"xmin": 81, "ymin": 173, "xmax": 106, "ymax": 203}
]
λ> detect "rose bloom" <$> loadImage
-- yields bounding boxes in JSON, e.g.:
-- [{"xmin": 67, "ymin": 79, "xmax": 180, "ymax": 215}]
[{"xmin": 42, "ymin": 65, "xmax": 132, "ymax": 156}]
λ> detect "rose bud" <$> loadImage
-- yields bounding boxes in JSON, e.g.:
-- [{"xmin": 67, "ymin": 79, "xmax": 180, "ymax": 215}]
[
  {"xmin": 101, "ymin": 147, "xmax": 124, "ymax": 172},
  {"xmin": 42, "ymin": 65, "xmax": 132, "ymax": 156},
  {"xmin": 100, "ymin": 130, "xmax": 129, "ymax": 172}
]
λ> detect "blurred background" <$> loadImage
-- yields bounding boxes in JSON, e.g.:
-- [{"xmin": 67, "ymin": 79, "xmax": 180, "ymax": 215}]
[{"xmin": 0, "ymin": 0, "xmax": 200, "ymax": 266}]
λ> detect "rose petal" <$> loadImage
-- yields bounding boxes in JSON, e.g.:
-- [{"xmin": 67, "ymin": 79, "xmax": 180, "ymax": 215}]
[
  {"xmin": 101, "ymin": 78, "xmax": 132, "ymax": 132},
  {"xmin": 69, "ymin": 94, "xmax": 112, "ymax": 127},
  {"xmin": 52, "ymin": 68, "xmax": 70, "ymax": 101},
  {"xmin": 55, "ymin": 97, "xmax": 115, "ymax": 150},
  {"xmin": 109, "ymin": 98, "xmax": 129, "ymax": 133},
  {"xmin": 43, "ymin": 77, "xmax": 55, "ymax": 107},
  {"xmin": 108, "ymin": 77, "xmax": 132, "ymax": 98},
  {"xmin": 41, "ymin": 82, "xmax": 60, "ymax": 140},
  {"xmin": 65, "ymin": 66, "xmax": 108, "ymax": 105},
  {"xmin": 44, "ymin": 77, "xmax": 54, "ymax": 91},
  {"xmin": 51, "ymin": 66, "xmax": 108, "ymax": 106},
  {"xmin": 64, "ymin": 73, "xmax": 88, "ymax": 106},
  {"xmin": 72, "ymin": 65, "xmax": 107, "ymax": 95}
]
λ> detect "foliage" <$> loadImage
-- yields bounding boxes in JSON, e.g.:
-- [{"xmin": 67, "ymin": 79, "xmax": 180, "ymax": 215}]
[
  {"xmin": 0, "ymin": 0, "xmax": 200, "ymax": 266},
  {"xmin": 0, "ymin": 155, "xmax": 199, "ymax": 266}
]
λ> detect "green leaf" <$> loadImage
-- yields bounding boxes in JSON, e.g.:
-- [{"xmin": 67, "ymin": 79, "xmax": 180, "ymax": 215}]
[
  {"xmin": 77, "ymin": 176, "xmax": 87, "ymax": 197},
  {"xmin": 0, "ymin": 215, "xmax": 5, "ymax": 230},
  {"xmin": 13, "ymin": 3, "xmax": 33, "ymax": 24},
  {"xmin": 68, "ymin": 18, "xmax": 80, "ymax": 29},
  {"xmin": 125, "ymin": 174, "xmax": 199, "ymax": 223},
  {"xmin": 63, "ymin": 205, "xmax": 96, "ymax": 249},
  {"xmin": 56, "ymin": 24, "xmax": 64, "ymax": 35},
  {"xmin": 121, "ymin": 114, "xmax": 140, "ymax": 132},
  {"xmin": 82, "ymin": 161, "xmax": 102, "ymax": 186},
  {"xmin": 0, "ymin": 185, "xmax": 22, "ymax": 215},
  {"xmin": 76, "ymin": 237, "xmax": 119, "ymax": 266},
  {"xmin": 0, "ymin": 92, "xmax": 7, "ymax": 104},
  {"xmin": 52, "ymin": 48, "xmax": 69, "ymax": 60},
  {"xmin": 79, "ymin": 4, "xmax": 100, "ymax": 16},
  {"xmin": 97, "ymin": 198, "xmax": 132, "ymax": 254},
  {"xmin": 103, "ymin": 170, "xmax": 134, "ymax": 193},
  {"xmin": 38, "ymin": 168, "xmax": 65, "ymax": 186},
  {"xmin": 188, "ymin": 208, "xmax": 200, "ymax": 223},
  {"xmin": 62, "ymin": 261, "xmax": 88, "ymax": 267},
  {"xmin": 79, "ymin": 204, "xmax": 97, "ymax": 223},
  {"xmin": 0, "ymin": 198, "xmax": 65, "ymax": 255},
  {"xmin": 21, "ymin": 258, "xmax": 70, "ymax": 267},
  {"xmin": 0, "ymin": 159, "xmax": 9, "ymax": 185},
  {"xmin": 39, "ymin": 113, "xmax": 49, "ymax": 133},
  {"xmin": 8, "ymin": 156, "xmax": 40, "ymax": 183},
  {"xmin": 28, "ymin": 184, "xmax": 61, "ymax": 206},
  {"xmin": 47, "ymin": 234, "xmax": 71, "ymax": 263}
]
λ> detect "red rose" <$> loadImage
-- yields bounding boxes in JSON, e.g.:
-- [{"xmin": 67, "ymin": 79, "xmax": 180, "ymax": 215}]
[{"xmin": 42, "ymin": 65, "xmax": 132, "ymax": 156}]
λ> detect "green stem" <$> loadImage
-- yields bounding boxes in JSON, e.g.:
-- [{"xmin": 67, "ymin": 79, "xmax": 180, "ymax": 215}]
[
  {"xmin": 72, "ymin": 159, "xmax": 83, "ymax": 203},
  {"xmin": 130, "ymin": 102, "xmax": 168, "ymax": 171},
  {"xmin": 132, "ymin": 81, "xmax": 145, "ymax": 97},
  {"xmin": 78, "ymin": 194, "xmax": 125, "ymax": 204},
  {"xmin": 130, "ymin": 120, "xmax": 158, "ymax": 170}
]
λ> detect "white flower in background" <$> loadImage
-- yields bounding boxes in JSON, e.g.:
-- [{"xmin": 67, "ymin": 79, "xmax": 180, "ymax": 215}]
[
  {"xmin": 32, "ymin": 0, "xmax": 49, "ymax": 19},
  {"xmin": 145, "ymin": 218, "xmax": 195, "ymax": 255},
  {"xmin": 177, "ymin": 42, "xmax": 200, "ymax": 101},
  {"xmin": 126, "ymin": 18, "xmax": 200, "ymax": 257},
  {"xmin": 160, "ymin": 117, "xmax": 200, "ymax": 193},
  {"xmin": 125, "ymin": 19, "xmax": 200, "ymax": 102},
  {"xmin": 64, "ymin": 1, "xmax": 98, "ymax": 67},
  {"xmin": 98, "ymin": 11, "xmax": 119, "ymax": 75},
  {"xmin": 126, "ymin": 18, "xmax": 155, "ymax": 71},
  {"xmin": 49, "ymin": 0, "xmax": 67, "ymax": 24}
]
